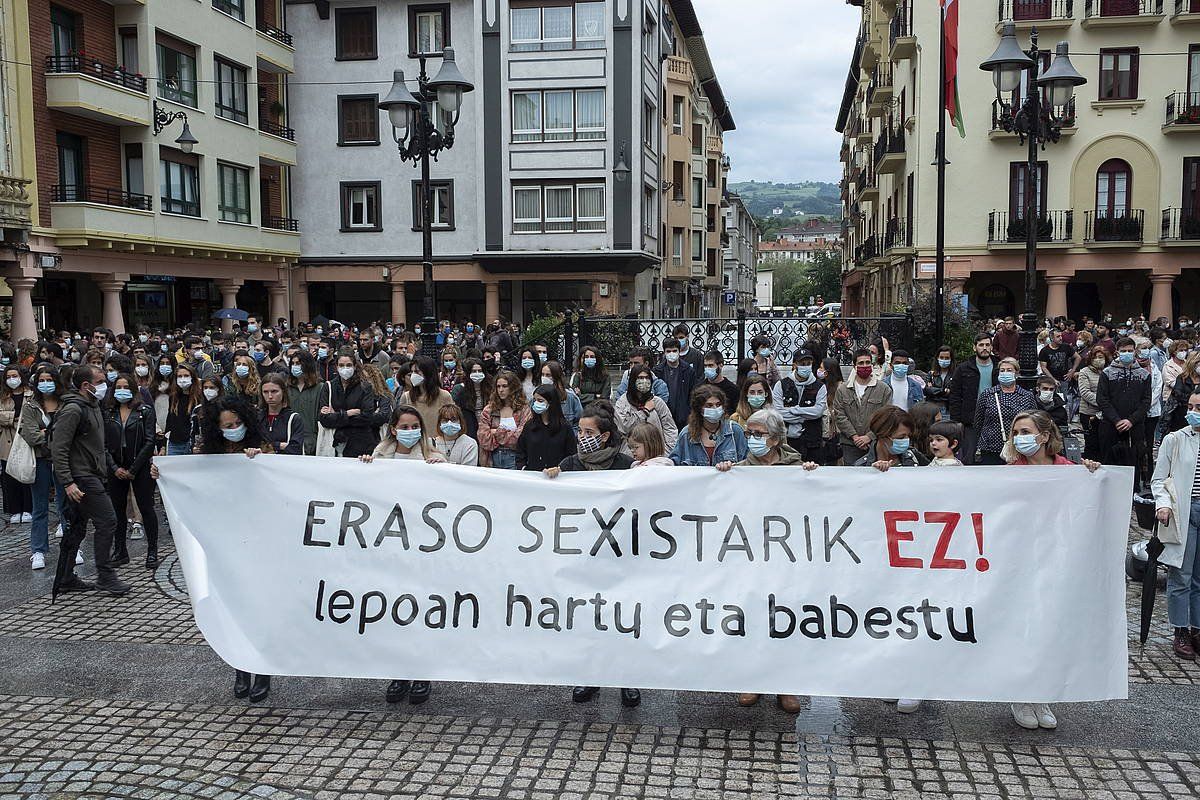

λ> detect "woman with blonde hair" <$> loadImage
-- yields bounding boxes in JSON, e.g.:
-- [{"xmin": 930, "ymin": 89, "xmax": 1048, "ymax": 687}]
[
  {"xmin": 223, "ymin": 351, "xmax": 262, "ymax": 407},
  {"xmin": 627, "ymin": 422, "xmax": 673, "ymax": 467},
  {"xmin": 972, "ymin": 356, "xmax": 1036, "ymax": 465},
  {"xmin": 439, "ymin": 345, "xmax": 464, "ymax": 392},
  {"xmin": 478, "ymin": 369, "xmax": 529, "ymax": 469},
  {"xmin": 731, "ymin": 375, "xmax": 771, "ymax": 428}
]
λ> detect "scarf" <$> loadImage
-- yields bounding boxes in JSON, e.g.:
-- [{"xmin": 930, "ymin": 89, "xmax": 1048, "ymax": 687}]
[{"xmin": 578, "ymin": 445, "xmax": 622, "ymax": 470}]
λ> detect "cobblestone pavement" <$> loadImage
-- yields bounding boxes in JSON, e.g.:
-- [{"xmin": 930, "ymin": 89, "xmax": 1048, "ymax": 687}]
[{"xmin": 0, "ymin": 507, "xmax": 1197, "ymax": 799}]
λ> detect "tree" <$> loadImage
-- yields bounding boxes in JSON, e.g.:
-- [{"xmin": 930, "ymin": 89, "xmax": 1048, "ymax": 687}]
[{"xmin": 806, "ymin": 250, "xmax": 843, "ymax": 302}]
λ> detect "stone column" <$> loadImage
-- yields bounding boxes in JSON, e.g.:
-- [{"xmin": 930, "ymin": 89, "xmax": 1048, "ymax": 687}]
[
  {"xmin": 215, "ymin": 279, "xmax": 243, "ymax": 334},
  {"xmin": 95, "ymin": 277, "xmax": 127, "ymax": 335},
  {"xmin": 267, "ymin": 282, "xmax": 289, "ymax": 327},
  {"xmin": 1044, "ymin": 276, "xmax": 1071, "ymax": 320},
  {"xmin": 1149, "ymin": 273, "xmax": 1176, "ymax": 324},
  {"xmin": 390, "ymin": 279, "xmax": 407, "ymax": 325},
  {"xmin": 5, "ymin": 277, "xmax": 38, "ymax": 342},
  {"xmin": 293, "ymin": 281, "xmax": 310, "ymax": 325},
  {"xmin": 484, "ymin": 280, "xmax": 501, "ymax": 324}
]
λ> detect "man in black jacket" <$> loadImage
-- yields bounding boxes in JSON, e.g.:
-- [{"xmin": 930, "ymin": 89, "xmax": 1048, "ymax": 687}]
[
  {"xmin": 948, "ymin": 334, "xmax": 998, "ymax": 465},
  {"xmin": 52, "ymin": 365, "xmax": 129, "ymax": 596},
  {"xmin": 654, "ymin": 338, "xmax": 698, "ymax": 430},
  {"xmin": 1097, "ymin": 337, "xmax": 1152, "ymax": 469}
]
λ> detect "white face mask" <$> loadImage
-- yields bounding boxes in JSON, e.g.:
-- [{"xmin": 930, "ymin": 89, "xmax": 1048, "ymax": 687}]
[
  {"xmin": 177, "ymin": 377, "xmax": 193, "ymax": 389},
  {"xmin": 203, "ymin": 388, "xmax": 220, "ymax": 401},
  {"xmin": 135, "ymin": 365, "xmax": 150, "ymax": 377},
  {"xmin": 337, "ymin": 366, "xmax": 355, "ymax": 381},
  {"xmin": 409, "ymin": 373, "xmax": 425, "ymax": 387}
]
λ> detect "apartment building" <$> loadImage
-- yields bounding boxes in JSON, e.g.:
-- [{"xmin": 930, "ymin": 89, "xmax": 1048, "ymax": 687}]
[
  {"xmin": 776, "ymin": 218, "xmax": 841, "ymax": 242},
  {"xmin": 290, "ymin": 0, "xmax": 677, "ymax": 325},
  {"xmin": 0, "ymin": 0, "xmax": 299, "ymax": 336},
  {"xmin": 721, "ymin": 190, "xmax": 758, "ymax": 316},
  {"xmin": 837, "ymin": 0, "xmax": 1200, "ymax": 323},
  {"xmin": 756, "ymin": 238, "xmax": 837, "ymax": 266},
  {"xmin": 0, "ymin": 0, "xmax": 36, "ymax": 339}
]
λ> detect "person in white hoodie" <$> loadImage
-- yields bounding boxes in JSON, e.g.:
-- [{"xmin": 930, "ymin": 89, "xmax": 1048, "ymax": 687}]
[{"xmin": 1152, "ymin": 387, "xmax": 1200, "ymax": 661}]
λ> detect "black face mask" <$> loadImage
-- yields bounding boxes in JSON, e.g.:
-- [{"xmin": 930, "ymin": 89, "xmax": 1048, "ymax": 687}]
[{"xmin": 483, "ymin": 360, "xmax": 499, "ymax": 375}]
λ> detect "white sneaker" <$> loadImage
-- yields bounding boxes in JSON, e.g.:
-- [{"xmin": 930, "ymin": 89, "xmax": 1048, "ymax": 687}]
[
  {"xmin": 30, "ymin": 553, "xmax": 45, "ymax": 570},
  {"xmin": 896, "ymin": 698, "xmax": 922, "ymax": 714},
  {"xmin": 8, "ymin": 515, "xmax": 19, "ymax": 524},
  {"xmin": 129, "ymin": 522, "xmax": 144, "ymax": 540},
  {"xmin": 1011, "ymin": 703, "xmax": 1039, "ymax": 730},
  {"xmin": 54, "ymin": 525, "xmax": 63, "ymax": 538},
  {"xmin": 1034, "ymin": 703, "xmax": 1057, "ymax": 729},
  {"xmin": 74, "ymin": 551, "xmax": 83, "ymax": 566},
  {"xmin": 20, "ymin": 513, "xmax": 31, "ymax": 523}
]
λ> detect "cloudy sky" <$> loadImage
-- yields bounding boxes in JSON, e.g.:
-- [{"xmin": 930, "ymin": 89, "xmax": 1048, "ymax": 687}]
[{"xmin": 691, "ymin": 0, "xmax": 860, "ymax": 185}]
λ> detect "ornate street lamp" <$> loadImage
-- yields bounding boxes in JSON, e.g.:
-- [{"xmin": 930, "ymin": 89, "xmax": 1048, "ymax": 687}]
[{"xmin": 152, "ymin": 100, "xmax": 199, "ymax": 153}]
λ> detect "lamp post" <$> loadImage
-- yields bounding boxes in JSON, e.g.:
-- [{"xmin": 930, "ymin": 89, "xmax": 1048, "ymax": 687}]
[
  {"xmin": 378, "ymin": 48, "xmax": 474, "ymax": 357},
  {"xmin": 980, "ymin": 24, "xmax": 1085, "ymax": 388},
  {"xmin": 152, "ymin": 100, "xmax": 199, "ymax": 153}
]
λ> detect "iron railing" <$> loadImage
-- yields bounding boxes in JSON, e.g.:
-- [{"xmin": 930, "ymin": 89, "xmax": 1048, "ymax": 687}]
[
  {"xmin": 44, "ymin": 54, "xmax": 147, "ymax": 93},
  {"xmin": 50, "ymin": 184, "xmax": 152, "ymax": 210},
  {"xmin": 873, "ymin": 117, "xmax": 906, "ymax": 165},
  {"xmin": 263, "ymin": 216, "xmax": 300, "ymax": 231},
  {"xmin": 883, "ymin": 218, "xmax": 911, "ymax": 251},
  {"xmin": 1164, "ymin": 91, "xmax": 1200, "ymax": 125},
  {"xmin": 991, "ymin": 96, "xmax": 1077, "ymax": 132},
  {"xmin": 1176, "ymin": 0, "xmax": 1200, "ymax": 13},
  {"xmin": 987, "ymin": 210, "xmax": 1074, "ymax": 242},
  {"xmin": 1084, "ymin": 209, "xmax": 1145, "ymax": 242},
  {"xmin": 1084, "ymin": 0, "xmax": 1163, "ymax": 18},
  {"xmin": 1160, "ymin": 207, "xmax": 1200, "ymax": 240},
  {"xmin": 257, "ymin": 21, "xmax": 294, "ymax": 46},
  {"xmin": 890, "ymin": 2, "xmax": 913, "ymax": 46},
  {"xmin": 999, "ymin": 0, "xmax": 1075, "ymax": 21},
  {"xmin": 259, "ymin": 118, "xmax": 296, "ymax": 140},
  {"xmin": 867, "ymin": 63, "xmax": 892, "ymax": 108}
]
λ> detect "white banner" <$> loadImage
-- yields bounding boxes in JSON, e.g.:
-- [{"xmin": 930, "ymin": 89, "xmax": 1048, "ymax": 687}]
[{"xmin": 157, "ymin": 456, "xmax": 1132, "ymax": 702}]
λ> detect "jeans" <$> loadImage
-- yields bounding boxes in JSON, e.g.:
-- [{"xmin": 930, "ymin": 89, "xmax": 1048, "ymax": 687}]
[
  {"xmin": 1167, "ymin": 498, "xmax": 1200, "ymax": 629},
  {"xmin": 490, "ymin": 448, "xmax": 518, "ymax": 470},
  {"xmin": 30, "ymin": 458, "xmax": 66, "ymax": 555},
  {"xmin": 166, "ymin": 440, "xmax": 192, "ymax": 456}
]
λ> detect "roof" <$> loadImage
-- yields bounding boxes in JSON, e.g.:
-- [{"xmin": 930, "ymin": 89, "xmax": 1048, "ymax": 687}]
[{"xmin": 668, "ymin": 0, "xmax": 736, "ymax": 131}]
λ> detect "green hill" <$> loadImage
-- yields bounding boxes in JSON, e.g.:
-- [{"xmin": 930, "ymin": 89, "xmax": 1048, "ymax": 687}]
[{"xmin": 728, "ymin": 181, "xmax": 841, "ymax": 220}]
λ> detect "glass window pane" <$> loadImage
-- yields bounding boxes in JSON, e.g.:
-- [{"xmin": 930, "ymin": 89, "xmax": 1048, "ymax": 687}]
[
  {"xmin": 512, "ymin": 7, "xmax": 541, "ymax": 46},
  {"xmin": 577, "ymin": 185, "xmax": 604, "ymax": 230},
  {"xmin": 575, "ymin": 2, "xmax": 605, "ymax": 48},
  {"xmin": 544, "ymin": 91, "xmax": 573, "ymax": 140},
  {"xmin": 543, "ymin": 7, "xmax": 572, "ymax": 47},
  {"xmin": 513, "ymin": 92, "xmax": 542, "ymax": 140},
  {"xmin": 576, "ymin": 89, "xmax": 604, "ymax": 139},
  {"xmin": 545, "ymin": 186, "xmax": 573, "ymax": 231},
  {"xmin": 514, "ymin": 187, "xmax": 542, "ymax": 232}
]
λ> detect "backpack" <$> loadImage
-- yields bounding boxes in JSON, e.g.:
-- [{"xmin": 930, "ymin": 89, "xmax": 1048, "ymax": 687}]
[{"xmin": 45, "ymin": 397, "xmax": 90, "ymax": 450}]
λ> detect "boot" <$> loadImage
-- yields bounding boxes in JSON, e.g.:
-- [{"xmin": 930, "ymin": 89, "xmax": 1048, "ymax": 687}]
[
  {"xmin": 572, "ymin": 686, "xmax": 599, "ymax": 703},
  {"xmin": 144, "ymin": 547, "xmax": 158, "ymax": 569},
  {"xmin": 233, "ymin": 670, "xmax": 251, "ymax": 699},
  {"xmin": 409, "ymin": 680, "xmax": 431, "ymax": 705},
  {"xmin": 109, "ymin": 547, "xmax": 130, "ymax": 567},
  {"xmin": 385, "ymin": 680, "xmax": 411, "ymax": 703},
  {"xmin": 249, "ymin": 675, "xmax": 271, "ymax": 703},
  {"xmin": 94, "ymin": 574, "xmax": 130, "ymax": 596},
  {"xmin": 1174, "ymin": 628, "xmax": 1196, "ymax": 660}
]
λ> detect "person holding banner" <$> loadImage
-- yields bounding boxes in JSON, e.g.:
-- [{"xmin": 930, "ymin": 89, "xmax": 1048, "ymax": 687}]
[
  {"xmin": 670, "ymin": 385, "xmax": 748, "ymax": 467},
  {"xmin": 854, "ymin": 407, "xmax": 927, "ymax": 470},
  {"xmin": 516, "ymin": 385, "xmax": 577, "ymax": 471},
  {"xmin": 478, "ymin": 370, "xmax": 528, "ymax": 469}
]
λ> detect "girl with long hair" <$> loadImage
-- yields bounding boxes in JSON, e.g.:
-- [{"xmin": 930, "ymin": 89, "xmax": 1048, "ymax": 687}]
[
  {"xmin": 103, "ymin": 373, "xmax": 159, "ymax": 568},
  {"xmin": 165, "ymin": 363, "xmax": 202, "ymax": 456},
  {"xmin": 516, "ymin": 383, "xmax": 576, "ymax": 470},
  {"xmin": 539, "ymin": 359, "xmax": 582, "ymax": 429},
  {"xmin": 478, "ymin": 370, "xmax": 529, "ymax": 469},
  {"xmin": 399, "ymin": 356, "xmax": 454, "ymax": 436},
  {"xmin": 224, "ymin": 351, "xmax": 262, "ymax": 407},
  {"xmin": 451, "ymin": 357, "xmax": 492, "ymax": 439},
  {"xmin": 0, "ymin": 364, "xmax": 32, "ymax": 523},
  {"xmin": 287, "ymin": 350, "xmax": 322, "ymax": 455}
]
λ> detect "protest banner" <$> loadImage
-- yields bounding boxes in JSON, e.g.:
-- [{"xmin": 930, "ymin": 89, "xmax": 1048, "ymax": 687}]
[{"xmin": 157, "ymin": 455, "xmax": 1132, "ymax": 702}]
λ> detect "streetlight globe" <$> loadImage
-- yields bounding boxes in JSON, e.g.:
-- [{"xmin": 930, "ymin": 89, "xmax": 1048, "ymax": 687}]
[
  {"xmin": 1047, "ymin": 82, "xmax": 1073, "ymax": 108},
  {"xmin": 175, "ymin": 120, "xmax": 199, "ymax": 154},
  {"xmin": 994, "ymin": 66, "xmax": 1023, "ymax": 94},
  {"xmin": 437, "ymin": 85, "xmax": 463, "ymax": 115},
  {"xmin": 388, "ymin": 105, "xmax": 411, "ymax": 133}
]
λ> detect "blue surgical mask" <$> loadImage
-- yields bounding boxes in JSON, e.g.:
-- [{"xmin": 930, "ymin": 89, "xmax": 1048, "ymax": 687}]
[
  {"xmin": 247, "ymin": 324, "xmax": 259, "ymax": 334},
  {"xmin": 443, "ymin": 360, "xmax": 457, "ymax": 371},
  {"xmin": 538, "ymin": 353, "xmax": 548, "ymax": 362},
  {"xmin": 114, "ymin": 388, "xmax": 134, "ymax": 403},
  {"xmin": 235, "ymin": 365, "xmax": 250, "ymax": 378},
  {"xmin": 583, "ymin": 357, "xmax": 597, "ymax": 369},
  {"xmin": 521, "ymin": 358, "xmax": 536, "ymax": 370},
  {"xmin": 702, "ymin": 406, "xmax": 724, "ymax": 423},
  {"xmin": 386, "ymin": 377, "xmax": 397, "ymax": 392},
  {"xmin": 106, "ymin": 370, "xmax": 118, "ymax": 383},
  {"xmin": 466, "ymin": 325, "xmax": 475, "ymax": 333},
  {"xmin": 290, "ymin": 364, "xmax": 303, "ymax": 377},
  {"xmin": 998, "ymin": 372, "xmax": 1016, "ymax": 386},
  {"xmin": 1013, "ymin": 433, "xmax": 1041, "ymax": 456},
  {"xmin": 395, "ymin": 428, "xmax": 423, "ymax": 448},
  {"xmin": 251, "ymin": 351, "xmax": 266, "ymax": 362},
  {"xmin": 795, "ymin": 365, "xmax": 812, "ymax": 380},
  {"xmin": 37, "ymin": 381, "xmax": 56, "ymax": 395},
  {"xmin": 746, "ymin": 435, "xmax": 770, "ymax": 456},
  {"xmin": 221, "ymin": 425, "xmax": 247, "ymax": 442},
  {"xmin": 440, "ymin": 421, "xmax": 462, "ymax": 437},
  {"xmin": 318, "ymin": 348, "xmax": 328, "ymax": 360},
  {"xmin": 888, "ymin": 437, "xmax": 911, "ymax": 455},
  {"xmin": 531, "ymin": 399, "xmax": 549, "ymax": 414},
  {"xmin": 892, "ymin": 364, "xmax": 909, "ymax": 379},
  {"xmin": 938, "ymin": 358, "xmax": 952, "ymax": 368},
  {"xmin": 704, "ymin": 367, "xmax": 718, "ymax": 380},
  {"xmin": 758, "ymin": 348, "xmax": 772, "ymax": 357},
  {"xmin": 1186, "ymin": 410, "xmax": 1200, "ymax": 428},
  {"xmin": 1118, "ymin": 351, "xmax": 1135, "ymax": 365},
  {"xmin": 748, "ymin": 394, "xmax": 766, "ymax": 408},
  {"xmin": 1138, "ymin": 349, "xmax": 1151, "ymax": 359}
]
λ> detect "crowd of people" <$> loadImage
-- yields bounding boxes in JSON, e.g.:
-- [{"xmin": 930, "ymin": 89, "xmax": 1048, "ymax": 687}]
[{"xmin": 2, "ymin": 310, "xmax": 1198, "ymax": 726}]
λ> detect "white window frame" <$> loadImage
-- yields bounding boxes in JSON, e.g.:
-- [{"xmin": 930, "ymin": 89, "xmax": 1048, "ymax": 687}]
[
  {"xmin": 544, "ymin": 184, "xmax": 574, "ymax": 232},
  {"xmin": 513, "ymin": 186, "xmax": 543, "ymax": 233},
  {"xmin": 576, "ymin": 184, "xmax": 605, "ymax": 231},
  {"xmin": 510, "ymin": 88, "xmax": 605, "ymax": 142},
  {"xmin": 414, "ymin": 10, "xmax": 444, "ymax": 54},
  {"xmin": 512, "ymin": 91, "xmax": 543, "ymax": 142},
  {"xmin": 349, "ymin": 185, "xmax": 377, "ymax": 229},
  {"xmin": 691, "ymin": 229, "xmax": 703, "ymax": 262},
  {"xmin": 672, "ymin": 229, "xmax": 684, "ymax": 266},
  {"xmin": 574, "ymin": 88, "xmax": 605, "ymax": 140},
  {"xmin": 692, "ymin": 176, "xmax": 704, "ymax": 209}
]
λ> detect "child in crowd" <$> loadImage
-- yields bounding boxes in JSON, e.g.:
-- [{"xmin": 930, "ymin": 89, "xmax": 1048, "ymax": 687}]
[
  {"xmin": 627, "ymin": 422, "xmax": 673, "ymax": 467},
  {"xmin": 927, "ymin": 420, "xmax": 964, "ymax": 467}
]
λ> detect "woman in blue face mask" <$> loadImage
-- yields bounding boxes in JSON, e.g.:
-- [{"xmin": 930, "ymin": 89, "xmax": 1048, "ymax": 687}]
[
  {"xmin": 102, "ymin": 373, "xmax": 160, "ymax": 569},
  {"xmin": 286, "ymin": 351, "xmax": 322, "ymax": 456},
  {"xmin": 731, "ymin": 375, "xmax": 772, "ymax": 429},
  {"xmin": 515, "ymin": 384, "xmax": 577, "ymax": 471},
  {"xmin": 570, "ymin": 346, "xmax": 611, "ymax": 406},
  {"xmin": 431, "ymin": 404, "xmax": 478, "ymax": 465},
  {"xmin": 200, "ymin": 395, "xmax": 274, "ymax": 704},
  {"xmin": 924, "ymin": 346, "xmax": 955, "ymax": 419},
  {"xmin": 18, "ymin": 364, "xmax": 70, "ymax": 571},
  {"xmin": 669, "ymin": 385, "xmax": 749, "ymax": 467},
  {"xmin": 853, "ymin": 406, "xmax": 928, "ymax": 470},
  {"xmin": 972, "ymin": 357, "xmax": 1037, "ymax": 466},
  {"xmin": 514, "ymin": 348, "xmax": 539, "ymax": 401}
]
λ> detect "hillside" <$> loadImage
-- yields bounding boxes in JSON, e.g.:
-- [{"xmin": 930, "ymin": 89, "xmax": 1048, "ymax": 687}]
[{"xmin": 727, "ymin": 180, "xmax": 841, "ymax": 220}]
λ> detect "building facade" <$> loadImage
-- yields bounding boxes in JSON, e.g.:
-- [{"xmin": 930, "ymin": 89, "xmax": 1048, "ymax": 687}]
[
  {"xmin": 0, "ymin": 0, "xmax": 36, "ymax": 339},
  {"xmin": 837, "ymin": 0, "xmax": 1200, "ymax": 323},
  {"xmin": 721, "ymin": 190, "xmax": 758, "ymax": 316},
  {"xmin": 1, "ymin": 0, "xmax": 300, "ymax": 337},
  {"xmin": 756, "ymin": 238, "xmax": 836, "ymax": 265}
]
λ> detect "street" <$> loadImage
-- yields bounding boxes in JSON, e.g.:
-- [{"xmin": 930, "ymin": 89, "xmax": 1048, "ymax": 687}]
[{"xmin": 0, "ymin": 507, "xmax": 1196, "ymax": 800}]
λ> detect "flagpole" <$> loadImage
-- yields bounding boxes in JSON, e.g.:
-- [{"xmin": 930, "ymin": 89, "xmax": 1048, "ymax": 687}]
[{"xmin": 935, "ymin": 1, "xmax": 947, "ymax": 347}]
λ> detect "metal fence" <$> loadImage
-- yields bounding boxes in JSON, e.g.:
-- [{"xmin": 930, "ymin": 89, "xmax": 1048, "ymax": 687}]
[{"xmin": 504, "ymin": 313, "xmax": 912, "ymax": 371}]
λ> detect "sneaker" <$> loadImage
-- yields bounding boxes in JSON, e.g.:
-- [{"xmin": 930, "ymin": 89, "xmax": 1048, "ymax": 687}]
[
  {"xmin": 896, "ymin": 698, "xmax": 922, "ymax": 714},
  {"xmin": 75, "ymin": 551, "xmax": 83, "ymax": 566},
  {"xmin": 54, "ymin": 525, "xmax": 63, "ymax": 538},
  {"xmin": 58, "ymin": 574, "xmax": 94, "ymax": 593},
  {"xmin": 31, "ymin": 553, "xmax": 45, "ymax": 570},
  {"xmin": 1011, "ymin": 703, "xmax": 1039, "ymax": 730},
  {"xmin": 20, "ymin": 513, "xmax": 31, "ymax": 523},
  {"xmin": 95, "ymin": 577, "xmax": 131, "ymax": 596},
  {"xmin": 8, "ymin": 515, "xmax": 19, "ymax": 524},
  {"xmin": 1033, "ymin": 703, "xmax": 1057, "ymax": 729},
  {"xmin": 129, "ymin": 522, "xmax": 144, "ymax": 540}
]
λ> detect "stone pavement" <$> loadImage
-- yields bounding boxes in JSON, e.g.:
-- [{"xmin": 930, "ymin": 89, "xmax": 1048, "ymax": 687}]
[{"xmin": 0, "ymin": 508, "xmax": 1197, "ymax": 799}]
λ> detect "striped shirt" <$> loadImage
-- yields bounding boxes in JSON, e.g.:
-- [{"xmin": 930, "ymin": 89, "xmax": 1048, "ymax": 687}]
[{"xmin": 1193, "ymin": 452, "xmax": 1199, "ymax": 499}]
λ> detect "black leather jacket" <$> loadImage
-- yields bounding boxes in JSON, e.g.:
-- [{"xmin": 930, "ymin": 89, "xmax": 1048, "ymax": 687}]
[{"xmin": 103, "ymin": 402, "xmax": 157, "ymax": 474}]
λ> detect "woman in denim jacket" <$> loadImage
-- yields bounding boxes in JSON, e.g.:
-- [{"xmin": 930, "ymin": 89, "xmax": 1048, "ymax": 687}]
[{"xmin": 669, "ymin": 385, "xmax": 748, "ymax": 466}]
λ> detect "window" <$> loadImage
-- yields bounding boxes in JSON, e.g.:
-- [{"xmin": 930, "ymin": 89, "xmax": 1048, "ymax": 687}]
[
  {"xmin": 691, "ymin": 123, "xmax": 703, "ymax": 155},
  {"xmin": 56, "ymin": 132, "xmax": 84, "ymax": 200},
  {"xmin": 672, "ymin": 228, "xmax": 684, "ymax": 266},
  {"xmin": 1009, "ymin": 161, "xmax": 1047, "ymax": 220},
  {"xmin": 214, "ymin": 57, "xmax": 248, "ymax": 123},
  {"xmin": 50, "ymin": 6, "xmax": 77, "ymax": 58},
  {"xmin": 340, "ymin": 181, "xmax": 381, "ymax": 230},
  {"xmin": 335, "ymin": 7, "xmax": 377, "ymax": 60},
  {"xmin": 671, "ymin": 161, "xmax": 685, "ymax": 200},
  {"xmin": 510, "ymin": 88, "xmax": 605, "ymax": 142},
  {"xmin": 642, "ymin": 99, "xmax": 655, "ymax": 147},
  {"xmin": 1184, "ymin": 157, "xmax": 1200, "ymax": 214},
  {"xmin": 672, "ymin": 96, "xmax": 684, "ymax": 134},
  {"xmin": 125, "ymin": 143, "xmax": 144, "ymax": 197},
  {"xmin": 409, "ymin": 4, "xmax": 450, "ymax": 55},
  {"xmin": 160, "ymin": 152, "xmax": 200, "ymax": 216},
  {"xmin": 642, "ymin": 186, "xmax": 656, "ymax": 235},
  {"xmin": 510, "ymin": 1, "xmax": 606, "ymax": 52},
  {"xmin": 707, "ymin": 159, "xmax": 717, "ymax": 188},
  {"xmin": 338, "ymin": 95, "xmax": 380, "ymax": 145},
  {"xmin": 511, "ymin": 183, "xmax": 606, "ymax": 233},
  {"xmin": 157, "ymin": 38, "xmax": 197, "ymax": 107},
  {"xmin": 218, "ymin": 163, "xmax": 251, "ymax": 223},
  {"xmin": 213, "ymin": 0, "xmax": 245, "ymax": 22},
  {"xmin": 642, "ymin": 9, "xmax": 657, "ymax": 59},
  {"xmin": 412, "ymin": 180, "xmax": 454, "ymax": 229},
  {"xmin": 691, "ymin": 229, "xmax": 703, "ymax": 262},
  {"xmin": 119, "ymin": 27, "xmax": 139, "ymax": 73},
  {"xmin": 691, "ymin": 176, "xmax": 703, "ymax": 209},
  {"xmin": 1099, "ymin": 48, "xmax": 1138, "ymax": 101},
  {"xmin": 1096, "ymin": 159, "xmax": 1131, "ymax": 217}
]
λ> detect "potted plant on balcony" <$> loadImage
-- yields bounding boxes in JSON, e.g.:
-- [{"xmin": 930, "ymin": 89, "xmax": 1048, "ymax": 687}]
[
  {"xmin": 1007, "ymin": 214, "xmax": 1053, "ymax": 242},
  {"xmin": 269, "ymin": 100, "xmax": 286, "ymax": 121}
]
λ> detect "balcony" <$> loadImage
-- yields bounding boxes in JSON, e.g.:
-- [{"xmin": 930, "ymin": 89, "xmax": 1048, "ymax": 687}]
[
  {"xmin": 50, "ymin": 184, "xmax": 152, "ymax": 210},
  {"xmin": 256, "ymin": 23, "xmax": 295, "ymax": 73},
  {"xmin": 890, "ymin": 3, "xmax": 916, "ymax": 60},
  {"xmin": 866, "ymin": 64, "xmax": 893, "ymax": 113},
  {"xmin": 0, "ymin": 176, "xmax": 32, "ymax": 230},
  {"xmin": 263, "ymin": 216, "xmax": 299, "ymax": 232},
  {"xmin": 987, "ymin": 210, "xmax": 1074, "ymax": 245},
  {"xmin": 44, "ymin": 54, "xmax": 150, "ymax": 126},
  {"xmin": 874, "ymin": 119, "xmax": 906, "ymax": 175},
  {"xmin": 997, "ymin": 0, "xmax": 1075, "ymax": 29},
  {"xmin": 1171, "ymin": 0, "xmax": 1200, "ymax": 20},
  {"xmin": 1082, "ymin": 0, "xmax": 1165, "ymax": 27},
  {"xmin": 857, "ymin": 164, "xmax": 880, "ymax": 201},
  {"xmin": 1163, "ymin": 92, "xmax": 1200, "ymax": 131},
  {"xmin": 259, "ymin": 119, "xmax": 297, "ymax": 166},
  {"xmin": 706, "ymin": 135, "xmax": 722, "ymax": 154},
  {"xmin": 1084, "ymin": 209, "xmax": 1145, "ymax": 244},
  {"xmin": 49, "ymin": 185, "xmax": 155, "ymax": 243},
  {"xmin": 1160, "ymin": 207, "xmax": 1200, "ymax": 241},
  {"xmin": 989, "ymin": 97, "xmax": 1077, "ymax": 139},
  {"xmin": 883, "ymin": 218, "xmax": 911, "ymax": 252},
  {"xmin": 666, "ymin": 55, "xmax": 694, "ymax": 84}
]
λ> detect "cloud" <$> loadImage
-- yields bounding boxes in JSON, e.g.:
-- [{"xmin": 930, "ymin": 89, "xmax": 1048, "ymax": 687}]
[{"xmin": 690, "ymin": 0, "xmax": 861, "ymax": 183}]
